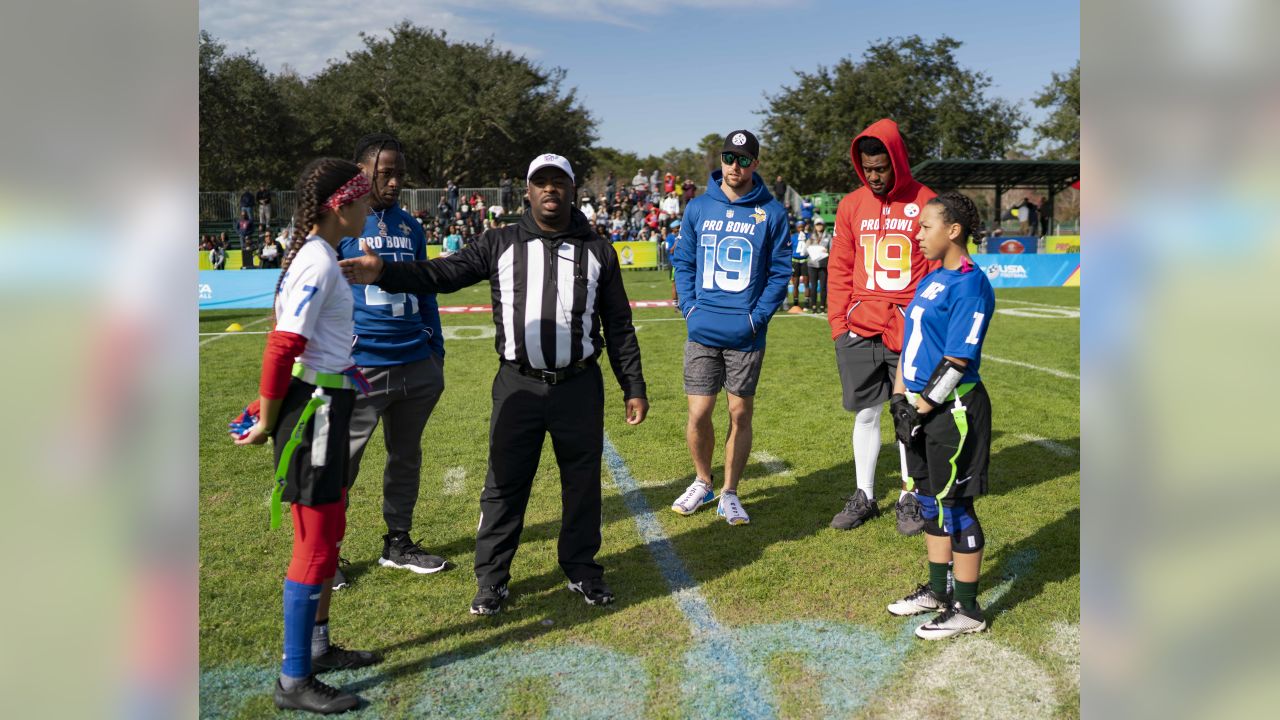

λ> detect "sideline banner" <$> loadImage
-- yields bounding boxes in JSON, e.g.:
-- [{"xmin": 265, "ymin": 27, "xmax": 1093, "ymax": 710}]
[
  {"xmin": 200, "ymin": 244, "xmax": 445, "ymax": 269},
  {"xmin": 613, "ymin": 241, "xmax": 658, "ymax": 269},
  {"xmin": 199, "ymin": 269, "xmax": 280, "ymax": 309},
  {"xmin": 972, "ymin": 253, "xmax": 1079, "ymax": 288},
  {"xmin": 990, "ymin": 236, "xmax": 1038, "ymax": 254},
  {"xmin": 1044, "ymin": 235, "xmax": 1080, "ymax": 253}
]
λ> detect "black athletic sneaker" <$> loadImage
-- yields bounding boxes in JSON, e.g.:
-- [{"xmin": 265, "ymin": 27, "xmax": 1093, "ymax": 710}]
[
  {"xmin": 331, "ymin": 558, "xmax": 350, "ymax": 591},
  {"xmin": 312, "ymin": 644, "xmax": 382, "ymax": 672},
  {"xmin": 895, "ymin": 493, "xmax": 925, "ymax": 536},
  {"xmin": 273, "ymin": 674, "xmax": 359, "ymax": 714},
  {"xmin": 379, "ymin": 532, "xmax": 448, "ymax": 574},
  {"xmin": 567, "ymin": 577, "xmax": 616, "ymax": 606},
  {"xmin": 470, "ymin": 584, "xmax": 509, "ymax": 616},
  {"xmin": 830, "ymin": 489, "xmax": 880, "ymax": 530}
]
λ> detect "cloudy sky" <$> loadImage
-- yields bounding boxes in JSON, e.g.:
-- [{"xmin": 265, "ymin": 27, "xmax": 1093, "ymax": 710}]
[{"xmin": 200, "ymin": 0, "xmax": 1079, "ymax": 157}]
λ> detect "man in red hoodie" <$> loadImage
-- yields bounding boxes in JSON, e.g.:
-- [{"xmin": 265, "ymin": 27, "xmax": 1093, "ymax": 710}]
[{"xmin": 827, "ymin": 119, "xmax": 938, "ymax": 535}]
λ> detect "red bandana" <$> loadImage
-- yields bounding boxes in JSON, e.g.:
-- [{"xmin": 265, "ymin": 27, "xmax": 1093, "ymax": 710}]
[{"xmin": 324, "ymin": 173, "xmax": 371, "ymax": 211}]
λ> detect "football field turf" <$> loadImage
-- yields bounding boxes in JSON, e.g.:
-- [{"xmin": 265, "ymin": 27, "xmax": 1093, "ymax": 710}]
[{"xmin": 199, "ymin": 270, "xmax": 1079, "ymax": 719}]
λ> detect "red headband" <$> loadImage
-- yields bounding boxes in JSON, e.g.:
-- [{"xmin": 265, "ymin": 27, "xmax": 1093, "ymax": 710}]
[{"xmin": 324, "ymin": 173, "xmax": 371, "ymax": 211}]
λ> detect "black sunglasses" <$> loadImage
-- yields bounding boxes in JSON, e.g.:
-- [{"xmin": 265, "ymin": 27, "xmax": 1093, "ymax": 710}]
[{"xmin": 721, "ymin": 152, "xmax": 754, "ymax": 168}]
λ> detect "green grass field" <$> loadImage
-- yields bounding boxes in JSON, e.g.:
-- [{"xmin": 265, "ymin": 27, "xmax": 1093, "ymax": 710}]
[{"xmin": 199, "ymin": 270, "xmax": 1079, "ymax": 719}]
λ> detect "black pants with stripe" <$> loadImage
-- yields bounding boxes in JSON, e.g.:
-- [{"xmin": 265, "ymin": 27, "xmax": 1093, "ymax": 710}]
[{"xmin": 475, "ymin": 362, "xmax": 605, "ymax": 587}]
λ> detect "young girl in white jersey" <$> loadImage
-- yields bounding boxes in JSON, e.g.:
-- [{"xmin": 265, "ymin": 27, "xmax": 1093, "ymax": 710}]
[{"xmin": 230, "ymin": 158, "xmax": 380, "ymax": 713}]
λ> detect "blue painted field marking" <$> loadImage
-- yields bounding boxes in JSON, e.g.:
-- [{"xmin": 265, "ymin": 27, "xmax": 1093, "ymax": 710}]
[{"xmin": 602, "ymin": 434, "xmax": 775, "ymax": 719}]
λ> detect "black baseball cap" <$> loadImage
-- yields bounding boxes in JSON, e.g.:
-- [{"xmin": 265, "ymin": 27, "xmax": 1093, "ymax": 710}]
[{"xmin": 721, "ymin": 130, "xmax": 760, "ymax": 161}]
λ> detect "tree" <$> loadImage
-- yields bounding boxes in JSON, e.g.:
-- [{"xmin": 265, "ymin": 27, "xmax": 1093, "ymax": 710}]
[
  {"xmin": 290, "ymin": 23, "xmax": 596, "ymax": 188},
  {"xmin": 199, "ymin": 32, "xmax": 300, "ymax": 190},
  {"xmin": 758, "ymin": 36, "xmax": 1025, "ymax": 194},
  {"xmin": 1029, "ymin": 61, "xmax": 1079, "ymax": 160}
]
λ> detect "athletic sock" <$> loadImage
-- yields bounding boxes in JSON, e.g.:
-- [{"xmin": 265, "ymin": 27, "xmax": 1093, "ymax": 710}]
[
  {"xmin": 852, "ymin": 407, "xmax": 882, "ymax": 500},
  {"xmin": 282, "ymin": 579, "xmax": 322, "ymax": 680},
  {"xmin": 954, "ymin": 579, "xmax": 979, "ymax": 611},
  {"xmin": 928, "ymin": 562, "xmax": 950, "ymax": 599},
  {"xmin": 311, "ymin": 618, "xmax": 331, "ymax": 657}
]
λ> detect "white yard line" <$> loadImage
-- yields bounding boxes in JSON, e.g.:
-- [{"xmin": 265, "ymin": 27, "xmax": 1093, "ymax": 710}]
[
  {"xmin": 996, "ymin": 298, "xmax": 1080, "ymax": 311},
  {"xmin": 984, "ymin": 354, "xmax": 1079, "ymax": 380},
  {"xmin": 1014, "ymin": 433, "xmax": 1077, "ymax": 457},
  {"xmin": 199, "ymin": 315, "xmax": 273, "ymax": 346},
  {"xmin": 750, "ymin": 451, "xmax": 793, "ymax": 477}
]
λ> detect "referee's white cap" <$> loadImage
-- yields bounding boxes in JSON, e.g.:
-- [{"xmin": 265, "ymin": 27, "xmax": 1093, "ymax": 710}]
[{"xmin": 527, "ymin": 153, "xmax": 575, "ymax": 184}]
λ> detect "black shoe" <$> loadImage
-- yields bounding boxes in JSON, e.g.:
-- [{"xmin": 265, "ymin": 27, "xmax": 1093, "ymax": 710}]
[
  {"xmin": 273, "ymin": 674, "xmax": 359, "ymax": 714},
  {"xmin": 312, "ymin": 643, "xmax": 382, "ymax": 672},
  {"xmin": 331, "ymin": 558, "xmax": 350, "ymax": 591},
  {"xmin": 567, "ymin": 577, "xmax": 615, "ymax": 606},
  {"xmin": 470, "ymin": 584, "xmax": 509, "ymax": 615},
  {"xmin": 379, "ymin": 532, "xmax": 448, "ymax": 574},
  {"xmin": 895, "ymin": 493, "xmax": 926, "ymax": 536},
  {"xmin": 830, "ymin": 489, "xmax": 880, "ymax": 530}
]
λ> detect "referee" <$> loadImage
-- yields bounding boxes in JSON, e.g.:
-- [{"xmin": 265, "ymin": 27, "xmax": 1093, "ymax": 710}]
[{"xmin": 340, "ymin": 153, "xmax": 648, "ymax": 616}]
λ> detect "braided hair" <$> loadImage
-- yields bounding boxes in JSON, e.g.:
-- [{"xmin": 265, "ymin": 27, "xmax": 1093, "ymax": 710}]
[
  {"xmin": 275, "ymin": 157, "xmax": 363, "ymax": 297},
  {"xmin": 926, "ymin": 191, "xmax": 984, "ymax": 248}
]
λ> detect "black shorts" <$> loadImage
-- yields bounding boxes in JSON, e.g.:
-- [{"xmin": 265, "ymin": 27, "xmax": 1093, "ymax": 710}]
[
  {"xmin": 902, "ymin": 382, "xmax": 992, "ymax": 506},
  {"xmin": 271, "ymin": 379, "xmax": 355, "ymax": 507},
  {"xmin": 791, "ymin": 259, "xmax": 807, "ymax": 278},
  {"xmin": 835, "ymin": 333, "xmax": 899, "ymax": 412}
]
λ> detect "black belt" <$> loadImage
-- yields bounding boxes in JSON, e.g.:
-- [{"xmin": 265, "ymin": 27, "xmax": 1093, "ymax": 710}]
[{"xmin": 503, "ymin": 358, "xmax": 596, "ymax": 385}]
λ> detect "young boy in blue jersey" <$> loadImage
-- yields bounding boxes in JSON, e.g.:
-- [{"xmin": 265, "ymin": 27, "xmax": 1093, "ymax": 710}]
[
  {"xmin": 670, "ymin": 130, "xmax": 792, "ymax": 525},
  {"xmin": 885, "ymin": 191, "xmax": 996, "ymax": 639},
  {"xmin": 335, "ymin": 134, "xmax": 449, "ymax": 588}
]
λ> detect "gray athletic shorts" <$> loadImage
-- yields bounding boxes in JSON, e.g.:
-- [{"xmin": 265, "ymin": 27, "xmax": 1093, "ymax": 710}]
[
  {"xmin": 835, "ymin": 332, "xmax": 900, "ymax": 412},
  {"xmin": 684, "ymin": 340, "xmax": 764, "ymax": 397}
]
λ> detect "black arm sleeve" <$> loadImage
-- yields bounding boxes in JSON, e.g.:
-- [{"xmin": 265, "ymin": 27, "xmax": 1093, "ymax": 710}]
[
  {"xmin": 377, "ymin": 234, "xmax": 492, "ymax": 295},
  {"xmin": 595, "ymin": 243, "xmax": 647, "ymax": 400}
]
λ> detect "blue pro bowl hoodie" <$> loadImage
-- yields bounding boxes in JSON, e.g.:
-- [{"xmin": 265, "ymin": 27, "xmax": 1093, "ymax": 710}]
[{"xmin": 672, "ymin": 171, "xmax": 793, "ymax": 351}]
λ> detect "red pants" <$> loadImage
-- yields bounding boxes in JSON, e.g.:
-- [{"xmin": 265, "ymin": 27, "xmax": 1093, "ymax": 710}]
[{"xmin": 285, "ymin": 489, "xmax": 346, "ymax": 585}]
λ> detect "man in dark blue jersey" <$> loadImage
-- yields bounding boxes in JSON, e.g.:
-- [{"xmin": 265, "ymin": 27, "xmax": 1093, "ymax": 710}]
[{"xmin": 334, "ymin": 133, "xmax": 449, "ymax": 589}]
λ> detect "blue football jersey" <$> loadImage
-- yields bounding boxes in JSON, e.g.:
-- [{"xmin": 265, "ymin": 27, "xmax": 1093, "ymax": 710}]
[
  {"xmin": 338, "ymin": 206, "xmax": 444, "ymax": 366},
  {"xmin": 900, "ymin": 264, "xmax": 995, "ymax": 393}
]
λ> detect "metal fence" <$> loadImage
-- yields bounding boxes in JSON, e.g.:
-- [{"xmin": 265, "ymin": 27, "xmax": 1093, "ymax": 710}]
[{"xmin": 199, "ymin": 188, "xmax": 515, "ymax": 224}]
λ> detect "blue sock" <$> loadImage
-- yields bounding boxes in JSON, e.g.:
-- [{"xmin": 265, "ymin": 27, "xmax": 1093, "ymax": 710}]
[{"xmin": 282, "ymin": 579, "xmax": 322, "ymax": 680}]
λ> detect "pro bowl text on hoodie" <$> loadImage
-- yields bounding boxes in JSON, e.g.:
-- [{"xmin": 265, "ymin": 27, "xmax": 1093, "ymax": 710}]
[
  {"xmin": 827, "ymin": 118, "xmax": 938, "ymax": 352},
  {"xmin": 673, "ymin": 170, "xmax": 792, "ymax": 352}
]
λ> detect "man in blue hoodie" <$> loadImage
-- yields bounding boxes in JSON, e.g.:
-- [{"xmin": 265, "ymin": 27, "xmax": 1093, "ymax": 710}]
[{"xmin": 669, "ymin": 130, "xmax": 792, "ymax": 525}]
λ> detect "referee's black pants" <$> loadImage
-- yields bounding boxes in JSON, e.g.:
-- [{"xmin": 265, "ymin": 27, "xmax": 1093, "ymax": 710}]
[{"xmin": 475, "ymin": 362, "xmax": 605, "ymax": 588}]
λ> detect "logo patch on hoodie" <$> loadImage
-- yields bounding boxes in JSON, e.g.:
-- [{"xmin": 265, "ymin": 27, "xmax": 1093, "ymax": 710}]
[{"xmin": 751, "ymin": 207, "xmax": 767, "ymax": 223}]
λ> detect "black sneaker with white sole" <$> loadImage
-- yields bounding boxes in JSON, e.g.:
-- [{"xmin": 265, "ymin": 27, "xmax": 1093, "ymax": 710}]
[
  {"xmin": 887, "ymin": 583, "xmax": 951, "ymax": 616},
  {"xmin": 567, "ymin": 577, "xmax": 615, "ymax": 606},
  {"xmin": 379, "ymin": 532, "xmax": 448, "ymax": 574},
  {"xmin": 470, "ymin": 584, "xmax": 509, "ymax": 615},
  {"xmin": 895, "ymin": 493, "xmax": 925, "ymax": 536},
  {"xmin": 915, "ymin": 601, "xmax": 987, "ymax": 640},
  {"xmin": 312, "ymin": 644, "xmax": 382, "ymax": 672},
  {"xmin": 830, "ymin": 489, "xmax": 880, "ymax": 530},
  {"xmin": 273, "ymin": 674, "xmax": 359, "ymax": 714},
  {"xmin": 331, "ymin": 558, "xmax": 350, "ymax": 591}
]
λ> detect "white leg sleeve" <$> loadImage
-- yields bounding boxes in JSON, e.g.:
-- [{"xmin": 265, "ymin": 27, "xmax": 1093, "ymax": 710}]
[{"xmin": 852, "ymin": 406, "xmax": 882, "ymax": 499}]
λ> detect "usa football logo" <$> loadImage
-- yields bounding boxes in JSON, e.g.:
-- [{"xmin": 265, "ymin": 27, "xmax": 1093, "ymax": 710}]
[{"xmin": 732, "ymin": 133, "xmax": 747, "ymax": 146}]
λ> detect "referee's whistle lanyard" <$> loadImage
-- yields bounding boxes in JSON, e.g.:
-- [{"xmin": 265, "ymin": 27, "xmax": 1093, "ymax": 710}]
[{"xmin": 267, "ymin": 363, "xmax": 370, "ymax": 530}]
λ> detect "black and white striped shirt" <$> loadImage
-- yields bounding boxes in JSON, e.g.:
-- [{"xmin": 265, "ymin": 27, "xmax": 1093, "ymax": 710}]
[{"xmin": 376, "ymin": 209, "xmax": 646, "ymax": 398}]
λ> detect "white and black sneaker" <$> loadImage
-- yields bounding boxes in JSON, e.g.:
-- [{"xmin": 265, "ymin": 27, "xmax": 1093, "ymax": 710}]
[
  {"xmin": 915, "ymin": 601, "xmax": 987, "ymax": 640},
  {"xmin": 331, "ymin": 558, "xmax": 350, "ymax": 591},
  {"xmin": 671, "ymin": 478, "xmax": 716, "ymax": 516},
  {"xmin": 379, "ymin": 532, "xmax": 448, "ymax": 574},
  {"xmin": 567, "ymin": 577, "xmax": 616, "ymax": 606},
  {"xmin": 887, "ymin": 583, "xmax": 950, "ymax": 616},
  {"xmin": 470, "ymin": 583, "xmax": 509, "ymax": 616},
  {"xmin": 895, "ymin": 493, "xmax": 925, "ymax": 536}
]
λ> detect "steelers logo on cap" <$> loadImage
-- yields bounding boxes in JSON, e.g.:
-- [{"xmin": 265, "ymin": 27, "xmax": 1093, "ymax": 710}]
[{"xmin": 732, "ymin": 133, "xmax": 747, "ymax": 146}]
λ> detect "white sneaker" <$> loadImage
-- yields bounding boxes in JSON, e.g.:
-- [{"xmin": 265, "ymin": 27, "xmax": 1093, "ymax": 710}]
[
  {"xmin": 671, "ymin": 479, "xmax": 716, "ymax": 515},
  {"xmin": 914, "ymin": 601, "xmax": 987, "ymax": 640},
  {"xmin": 717, "ymin": 491, "xmax": 750, "ymax": 525}
]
